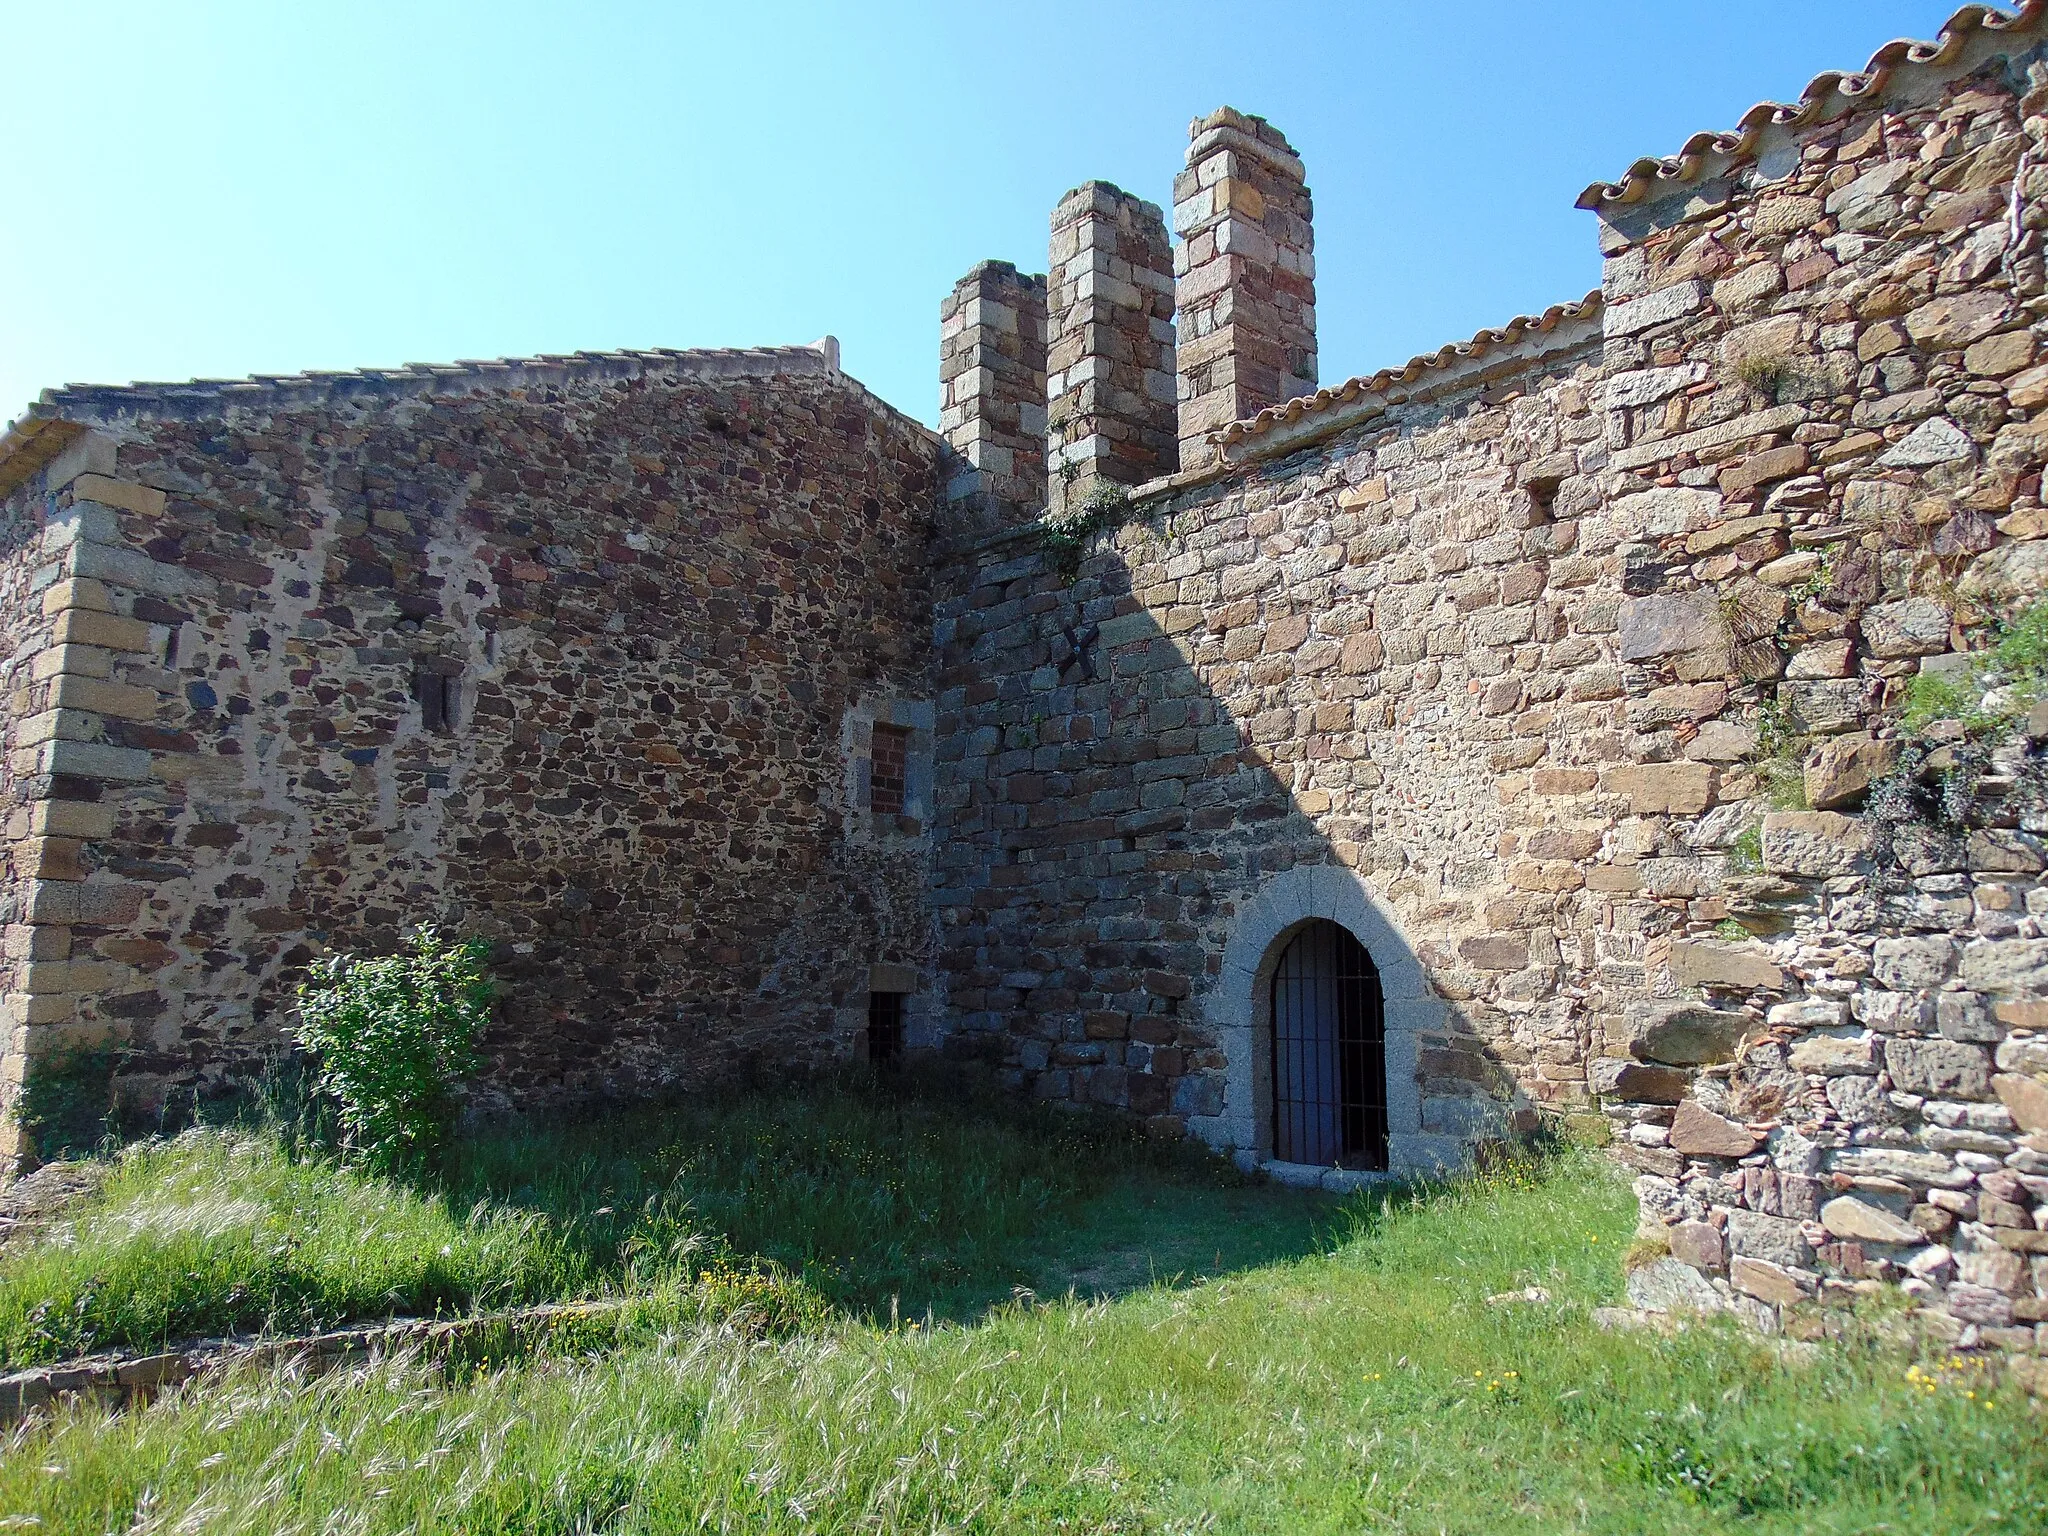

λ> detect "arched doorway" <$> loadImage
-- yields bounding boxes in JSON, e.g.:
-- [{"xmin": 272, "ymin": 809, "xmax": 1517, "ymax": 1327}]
[{"xmin": 1270, "ymin": 920, "xmax": 1387, "ymax": 1169}]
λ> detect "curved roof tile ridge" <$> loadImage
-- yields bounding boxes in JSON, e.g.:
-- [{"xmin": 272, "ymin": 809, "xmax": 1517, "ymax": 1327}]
[
  {"xmin": 1212, "ymin": 289, "xmax": 1604, "ymax": 449},
  {"xmin": 1579, "ymin": 2, "xmax": 2047, "ymax": 211}
]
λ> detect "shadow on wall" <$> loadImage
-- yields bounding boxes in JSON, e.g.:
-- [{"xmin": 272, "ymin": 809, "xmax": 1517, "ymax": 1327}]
[{"xmin": 933, "ymin": 530, "xmax": 1544, "ymax": 1188}]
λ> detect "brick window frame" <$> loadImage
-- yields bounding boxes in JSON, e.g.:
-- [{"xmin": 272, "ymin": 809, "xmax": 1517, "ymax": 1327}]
[
  {"xmin": 870, "ymin": 724, "xmax": 911, "ymax": 816},
  {"xmin": 844, "ymin": 699, "xmax": 932, "ymax": 836}
]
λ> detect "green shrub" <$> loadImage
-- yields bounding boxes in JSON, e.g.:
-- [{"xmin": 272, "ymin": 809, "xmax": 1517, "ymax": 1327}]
[
  {"xmin": 1900, "ymin": 599, "xmax": 2048, "ymax": 731},
  {"xmin": 295, "ymin": 927, "xmax": 493, "ymax": 1172}
]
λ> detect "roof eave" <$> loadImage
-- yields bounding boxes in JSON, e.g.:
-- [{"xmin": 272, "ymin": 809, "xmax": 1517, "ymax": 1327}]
[{"xmin": 0, "ymin": 413, "xmax": 85, "ymax": 502}]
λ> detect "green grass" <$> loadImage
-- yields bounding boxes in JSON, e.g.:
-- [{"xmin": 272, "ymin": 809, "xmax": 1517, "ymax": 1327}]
[
  {"xmin": 0, "ymin": 1130, "xmax": 557, "ymax": 1364},
  {"xmin": 0, "ymin": 1070, "xmax": 1325, "ymax": 1364},
  {"xmin": 5, "ymin": 1131, "xmax": 2043, "ymax": 1534}
]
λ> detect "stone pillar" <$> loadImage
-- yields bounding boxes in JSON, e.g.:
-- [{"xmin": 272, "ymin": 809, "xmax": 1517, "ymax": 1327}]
[
  {"xmin": 1045, "ymin": 182, "xmax": 1177, "ymax": 519},
  {"xmin": 939, "ymin": 261, "xmax": 1048, "ymax": 536},
  {"xmin": 1173, "ymin": 107, "xmax": 1316, "ymax": 469}
]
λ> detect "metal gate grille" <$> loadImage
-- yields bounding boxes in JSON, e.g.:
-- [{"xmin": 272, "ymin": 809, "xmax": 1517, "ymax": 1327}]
[{"xmin": 1271, "ymin": 921, "xmax": 1387, "ymax": 1169}]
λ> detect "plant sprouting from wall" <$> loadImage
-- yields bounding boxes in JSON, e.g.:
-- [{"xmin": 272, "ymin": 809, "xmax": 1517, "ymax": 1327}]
[
  {"xmin": 1747, "ymin": 699, "xmax": 1808, "ymax": 810},
  {"xmin": 1901, "ymin": 600, "xmax": 2048, "ymax": 731},
  {"xmin": 1734, "ymin": 352, "xmax": 1796, "ymax": 404},
  {"xmin": 1040, "ymin": 484, "xmax": 1137, "ymax": 577},
  {"xmin": 9, "ymin": 1046, "xmax": 125, "ymax": 1160}
]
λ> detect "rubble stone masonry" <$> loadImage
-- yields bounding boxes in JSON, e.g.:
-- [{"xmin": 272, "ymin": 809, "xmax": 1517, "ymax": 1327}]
[
  {"xmin": 0, "ymin": 348, "xmax": 941, "ymax": 1121},
  {"xmin": 8, "ymin": 0, "xmax": 2048, "ymax": 1357}
]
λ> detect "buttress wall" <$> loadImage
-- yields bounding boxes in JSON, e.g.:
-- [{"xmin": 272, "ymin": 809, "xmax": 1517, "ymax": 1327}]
[{"xmin": 0, "ymin": 351, "xmax": 944, "ymax": 1125}]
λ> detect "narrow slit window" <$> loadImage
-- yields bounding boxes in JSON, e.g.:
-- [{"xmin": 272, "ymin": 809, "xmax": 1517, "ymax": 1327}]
[
  {"xmin": 870, "ymin": 723, "xmax": 911, "ymax": 816},
  {"xmin": 868, "ymin": 991, "xmax": 906, "ymax": 1065},
  {"xmin": 415, "ymin": 667, "xmax": 460, "ymax": 735}
]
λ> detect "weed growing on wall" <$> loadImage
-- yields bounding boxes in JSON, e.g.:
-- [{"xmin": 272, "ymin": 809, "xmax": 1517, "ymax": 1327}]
[
  {"xmin": 295, "ymin": 928, "xmax": 493, "ymax": 1172},
  {"xmin": 1748, "ymin": 701, "xmax": 1809, "ymax": 810},
  {"xmin": 9, "ymin": 1046, "xmax": 123, "ymax": 1159},
  {"xmin": 1040, "ymin": 484, "xmax": 1135, "ymax": 576},
  {"xmin": 1901, "ymin": 599, "xmax": 2048, "ymax": 730}
]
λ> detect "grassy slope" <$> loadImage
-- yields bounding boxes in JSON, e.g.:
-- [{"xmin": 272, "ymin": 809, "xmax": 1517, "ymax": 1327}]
[
  {"xmin": 2, "ymin": 1090, "xmax": 2044, "ymax": 1533},
  {"xmin": 0, "ymin": 1075, "xmax": 1327, "ymax": 1363}
]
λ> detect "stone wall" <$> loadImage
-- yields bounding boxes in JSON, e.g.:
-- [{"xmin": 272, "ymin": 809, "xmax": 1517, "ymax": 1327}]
[
  {"xmin": 0, "ymin": 347, "xmax": 944, "ymax": 1123},
  {"xmin": 7, "ymin": 0, "xmax": 2048, "ymax": 1357},
  {"xmin": 1575, "ymin": 12, "xmax": 2048, "ymax": 1347},
  {"xmin": 931, "ymin": 6, "xmax": 2048, "ymax": 1348},
  {"xmin": 932, "ymin": 318, "xmax": 1606, "ymax": 1176}
]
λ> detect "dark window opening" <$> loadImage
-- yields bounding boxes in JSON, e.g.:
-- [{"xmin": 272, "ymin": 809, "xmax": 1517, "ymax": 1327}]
[
  {"xmin": 1271, "ymin": 920, "xmax": 1387, "ymax": 1169},
  {"xmin": 870, "ymin": 723, "xmax": 911, "ymax": 815},
  {"xmin": 868, "ymin": 991, "xmax": 906, "ymax": 1065},
  {"xmin": 415, "ymin": 667, "xmax": 460, "ymax": 735}
]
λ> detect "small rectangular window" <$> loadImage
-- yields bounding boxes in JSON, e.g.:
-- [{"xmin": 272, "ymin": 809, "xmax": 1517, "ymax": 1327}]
[
  {"xmin": 415, "ymin": 667, "xmax": 460, "ymax": 735},
  {"xmin": 870, "ymin": 723, "xmax": 911, "ymax": 816},
  {"xmin": 867, "ymin": 991, "xmax": 905, "ymax": 1065}
]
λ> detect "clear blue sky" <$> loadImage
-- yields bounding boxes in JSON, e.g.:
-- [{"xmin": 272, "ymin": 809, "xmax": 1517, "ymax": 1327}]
[{"xmin": 2, "ymin": 1, "xmax": 1948, "ymax": 431}]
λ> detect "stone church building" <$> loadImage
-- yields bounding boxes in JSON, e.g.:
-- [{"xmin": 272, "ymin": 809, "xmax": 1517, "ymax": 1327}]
[{"xmin": 7, "ymin": 2, "xmax": 2048, "ymax": 1341}]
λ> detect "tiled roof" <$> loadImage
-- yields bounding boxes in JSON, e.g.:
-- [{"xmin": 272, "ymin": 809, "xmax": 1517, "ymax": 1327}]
[
  {"xmin": 0, "ymin": 338, "xmax": 912, "ymax": 501},
  {"xmin": 15, "ymin": 340, "xmax": 842, "ymax": 428},
  {"xmin": 1578, "ymin": 2, "xmax": 2048, "ymax": 211},
  {"xmin": 1209, "ymin": 290, "xmax": 1603, "ymax": 453}
]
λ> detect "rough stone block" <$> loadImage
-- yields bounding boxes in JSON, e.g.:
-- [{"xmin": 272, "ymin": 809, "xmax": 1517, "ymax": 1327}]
[
  {"xmin": 1802, "ymin": 735, "xmax": 1896, "ymax": 810},
  {"xmin": 1729, "ymin": 1256, "xmax": 1806, "ymax": 1306},
  {"xmin": 1629, "ymin": 1000, "xmax": 1746, "ymax": 1066},
  {"xmin": 1625, "ymin": 1255, "xmax": 1723, "ymax": 1313},
  {"xmin": 1726, "ymin": 1210, "xmax": 1813, "ymax": 1270},
  {"xmin": 1964, "ymin": 939, "xmax": 2048, "ymax": 997},
  {"xmin": 1819, "ymin": 1196, "xmax": 1922, "ymax": 1245},
  {"xmin": 1760, "ymin": 812, "xmax": 1869, "ymax": 877},
  {"xmin": 1862, "ymin": 598, "xmax": 1952, "ymax": 658},
  {"xmin": 1884, "ymin": 1037, "xmax": 1992, "ymax": 1100},
  {"xmin": 1994, "ymin": 1073, "xmax": 2048, "ymax": 1133},
  {"xmin": 1668, "ymin": 1219, "xmax": 1725, "ymax": 1270},
  {"xmin": 1874, "ymin": 936, "xmax": 1955, "ymax": 991},
  {"xmin": 51, "ymin": 609, "xmax": 152, "ymax": 653},
  {"xmin": 1787, "ymin": 1031, "xmax": 1878, "ymax": 1076},
  {"xmin": 1670, "ymin": 1099, "xmax": 1761, "ymax": 1156},
  {"xmin": 1602, "ymin": 762, "xmax": 1714, "ymax": 815},
  {"xmin": 1590, "ymin": 1058, "xmax": 1691, "ymax": 1104},
  {"xmin": 1617, "ymin": 593, "xmax": 1728, "ymax": 662},
  {"xmin": 1668, "ymin": 941, "xmax": 1783, "ymax": 992}
]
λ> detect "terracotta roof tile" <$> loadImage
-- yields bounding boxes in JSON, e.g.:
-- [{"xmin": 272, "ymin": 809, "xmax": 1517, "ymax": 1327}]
[
  {"xmin": 1578, "ymin": 2, "xmax": 2048, "ymax": 212},
  {"xmin": 1210, "ymin": 290, "xmax": 1603, "ymax": 452}
]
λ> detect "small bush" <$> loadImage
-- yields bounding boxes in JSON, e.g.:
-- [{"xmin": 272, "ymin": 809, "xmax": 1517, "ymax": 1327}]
[{"xmin": 295, "ymin": 927, "xmax": 493, "ymax": 1172}]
